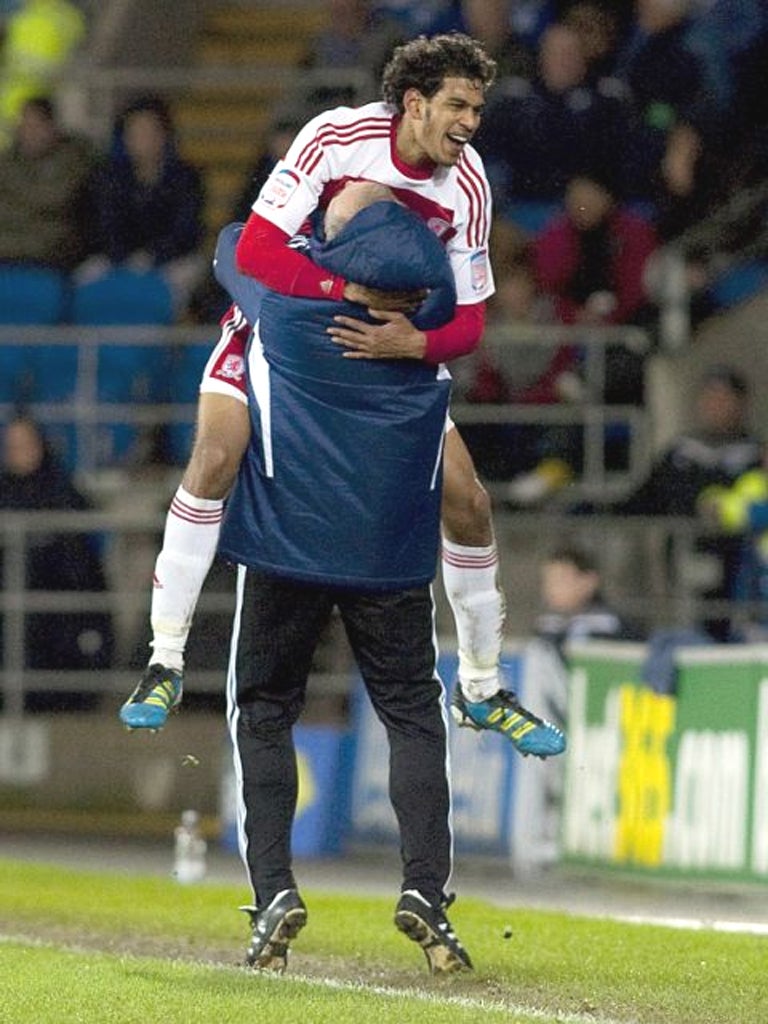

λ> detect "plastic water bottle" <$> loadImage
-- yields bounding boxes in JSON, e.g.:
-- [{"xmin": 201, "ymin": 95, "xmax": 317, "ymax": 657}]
[{"xmin": 173, "ymin": 809, "xmax": 207, "ymax": 884}]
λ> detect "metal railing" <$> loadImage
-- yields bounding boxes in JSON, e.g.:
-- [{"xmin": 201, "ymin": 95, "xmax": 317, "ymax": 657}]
[
  {"xmin": 2, "ymin": 507, "xmax": 762, "ymax": 716},
  {"xmin": 1, "ymin": 325, "xmax": 213, "ymax": 472},
  {"xmin": 1, "ymin": 321, "xmax": 653, "ymax": 490},
  {"xmin": 450, "ymin": 320, "xmax": 653, "ymax": 500}
]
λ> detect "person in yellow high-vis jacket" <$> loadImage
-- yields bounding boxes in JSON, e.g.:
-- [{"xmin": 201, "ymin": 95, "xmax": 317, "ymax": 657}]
[{"xmin": 0, "ymin": 0, "xmax": 85, "ymax": 148}]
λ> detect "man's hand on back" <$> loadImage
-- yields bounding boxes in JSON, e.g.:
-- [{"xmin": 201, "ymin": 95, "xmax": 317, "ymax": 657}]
[{"xmin": 328, "ymin": 309, "xmax": 428, "ymax": 360}]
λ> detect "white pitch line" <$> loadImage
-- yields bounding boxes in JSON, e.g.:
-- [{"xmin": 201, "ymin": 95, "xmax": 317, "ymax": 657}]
[
  {"xmin": 259, "ymin": 968, "xmax": 631, "ymax": 1024},
  {"xmin": 613, "ymin": 914, "xmax": 768, "ymax": 936},
  {"xmin": 0, "ymin": 932, "xmax": 629, "ymax": 1024}
]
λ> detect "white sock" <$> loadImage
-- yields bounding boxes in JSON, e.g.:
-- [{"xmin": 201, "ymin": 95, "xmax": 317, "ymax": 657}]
[
  {"xmin": 149, "ymin": 485, "xmax": 224, "ymax": 671},
  {"xmin": 441, "ymin": 538, "xmax": 506, "ymax": 702}
]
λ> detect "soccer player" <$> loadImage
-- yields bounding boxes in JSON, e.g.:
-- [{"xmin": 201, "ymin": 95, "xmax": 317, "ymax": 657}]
[{"xmin": 120, "ymin": 34, "xmax": 565, "ymax": 760}]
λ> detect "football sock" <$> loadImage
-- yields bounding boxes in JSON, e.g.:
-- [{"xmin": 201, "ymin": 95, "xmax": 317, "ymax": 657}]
[
  {"xmin": 441, "ymin": 538, "xmax": 506, "ymax": 702},
  {"xmin": 149, "ymin": 485, "xmax": 224, "ymax": 671}
]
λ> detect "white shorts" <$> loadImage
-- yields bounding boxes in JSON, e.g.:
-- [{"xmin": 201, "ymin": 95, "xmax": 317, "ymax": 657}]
[
  {"xmin": 199, "ymin": 304, "xmax": 251, "ymax": 405},
  {"xmin": 200, "ymin": 303, "xmax": 458, "ymax": 435}
]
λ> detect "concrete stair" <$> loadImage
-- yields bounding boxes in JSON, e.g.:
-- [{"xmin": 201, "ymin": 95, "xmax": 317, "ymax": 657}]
[{"xmin": 176, "ymin": 3, "xmax": 331, "ymax": 241}]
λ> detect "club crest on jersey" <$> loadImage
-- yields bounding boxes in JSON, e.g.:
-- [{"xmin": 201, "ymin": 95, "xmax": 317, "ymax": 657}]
[
  {"xmin": 427, "ymin": 216, "xmax": 452, "ymax": 239},
  {"xmin": 261, "ymin": 168, "xmax": 300, "ymax": 208},
  {"xmin": 217, "ymin": 353, "xmax": 245, "ymax": 382},
  {"xmin": 470, "ymin": 249, "xmax": 488, "ymax": 293}
]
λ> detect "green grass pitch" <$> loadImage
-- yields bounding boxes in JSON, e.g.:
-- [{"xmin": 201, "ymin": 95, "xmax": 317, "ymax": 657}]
[{"xmin": 0, "ymin": 858, "xmax": 764, "ymax": 1023}]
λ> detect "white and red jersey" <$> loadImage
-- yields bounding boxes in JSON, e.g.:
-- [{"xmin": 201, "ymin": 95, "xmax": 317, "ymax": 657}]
[{"xmin": 252, "ymin": 101, "xmax": 495, "ymax": 307}]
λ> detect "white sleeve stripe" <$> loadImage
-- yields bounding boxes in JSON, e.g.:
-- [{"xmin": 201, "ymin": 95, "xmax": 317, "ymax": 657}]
[
  {"xmin": 458, "ymin": 175, "xmax": 483, "ymax": 248},
  {"xmin": 458, "ymin": 157, "xmax": 490, "ymax": 247}
]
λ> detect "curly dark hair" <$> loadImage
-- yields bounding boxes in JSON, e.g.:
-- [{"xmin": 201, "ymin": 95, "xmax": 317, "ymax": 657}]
[{"xmin": 381, "ymin": 33, "xmax": 497, "ymax": 114}]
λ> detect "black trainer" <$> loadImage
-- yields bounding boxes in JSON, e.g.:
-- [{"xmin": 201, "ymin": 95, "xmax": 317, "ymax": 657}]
[
  {"xmin": 394, "ymin": 890, "xmax": 473, "ymax": 974},
  {"xmin": 240, "ymin": 889, "xmax": 307, "ymax": 972}
]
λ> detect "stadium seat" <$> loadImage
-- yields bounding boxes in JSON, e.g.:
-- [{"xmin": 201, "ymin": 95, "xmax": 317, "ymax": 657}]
[
  {"xmin": 501, "ymin": 201, "xmax": 563, "ymax": 234},
  {"xmin": 707, "ymin": 260, "xmax": 768, "ymax": 310},
  {"xmin": 26, "ymin": 342, "xmax": 79, "ymax": 403},
  {"xmin": 70, "ymin": 269, "xmax": 176, "ymax": 466},
  {"xmin": 70, "ymin": 268, "xmax": 174, "ymax": 399},
  {"xmin": 0, "ymin": 264, "xmax": 68, "ymax": 324},
  {"xmin": 70, "ymin": 267, "xmax": 174, "ymax": 326},
  {"xmin": 0, "ymin": 344, "xmax": 33, "ymax": 402},
  {"xmin": 165, "ymin": 342, "xmax": 211, "ymax": 464}
]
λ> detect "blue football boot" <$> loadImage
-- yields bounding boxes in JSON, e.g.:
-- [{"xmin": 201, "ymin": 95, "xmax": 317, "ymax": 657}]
[
  {"xmin": 451, "ymin": 685, "xmax": 566, "ymax": 758},
  {"xmin": 119, "ymin": 663, "xmax": 182, "ymax": 731}
]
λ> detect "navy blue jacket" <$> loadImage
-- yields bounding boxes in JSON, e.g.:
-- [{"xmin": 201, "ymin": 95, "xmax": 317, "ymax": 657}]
[{"xmin": 217, "ymin": 201, "xmax": 456, "ymax": 589}]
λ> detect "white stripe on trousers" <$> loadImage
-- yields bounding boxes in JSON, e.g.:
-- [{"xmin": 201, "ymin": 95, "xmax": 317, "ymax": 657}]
[{"xmin": 225, "ymin": 564, "xmax": 253, "ymax": 897}]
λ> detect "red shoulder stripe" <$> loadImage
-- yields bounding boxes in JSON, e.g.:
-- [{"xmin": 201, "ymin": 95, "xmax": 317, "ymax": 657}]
[
  {"xmin": 294, "ymin": 116, "xmax": 392, "ymax": 173},
  {"xmin": 300, "ymin": 129, "xmax": 391, "ymax": 176}
]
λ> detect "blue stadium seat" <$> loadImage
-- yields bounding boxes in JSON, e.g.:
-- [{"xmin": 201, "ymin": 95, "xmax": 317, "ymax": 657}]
[
  {"xmin": 707, "ymin": 260, "xmax": 768, "ymax": 310},
  {"xmin": 70, "ymin": 269, "xmax": 176, "ymax": 467},
  {"xmin": 26, "ymin": 343, "xmax": 80, "ymax": 403},
  {"xmin": 0, "ymin": 264, "xmax": 68, "ymax": 324},
  {"xmin": 70, "ymin": 268, "xmax": 174, "ymax": 326},
  {"xmin": 169, "ymin": 342, "xmax": 210, "ymax": 403},
  {"xmin": 165, "ymin": 342, "xmax": 212, "ymax": 464},
  {"xmin": 70, "ymin": 268, "xmax": 174, "ymax": 399},
  {"xmin": 0, "ymin": 268, "xmax": 77, "ymax": 402},
  {"xmin": 42, "ymin": 421, "xmax": 80, "ymax": 474},
  {"xmin": 501, "ymin": 201, "xmax": 563, "ymax": 234},
  {"xmin": 0, "ymin": 344, "xmax": 33, "ymax": 402}
]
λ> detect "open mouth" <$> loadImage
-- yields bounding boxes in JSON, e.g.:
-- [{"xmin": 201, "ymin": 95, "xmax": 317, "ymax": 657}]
[{"xmin": 446, "ymin": 132, "xmax": 469, "ymax": 148}]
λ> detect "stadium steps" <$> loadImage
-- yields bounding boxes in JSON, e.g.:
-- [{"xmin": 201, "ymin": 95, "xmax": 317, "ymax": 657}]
[{"xmin": 175, "ymin": 2, "xmax": 330, "ymax": 247}]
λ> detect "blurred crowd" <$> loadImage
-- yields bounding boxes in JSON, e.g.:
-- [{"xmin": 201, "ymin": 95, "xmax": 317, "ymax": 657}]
[
  {"xmin": 1, "ymin": 0, "xmax": 766, "ymax": 330},
  {"xmin": 2, "ymin": 0, "xmax": 768, "ymax": 686}
]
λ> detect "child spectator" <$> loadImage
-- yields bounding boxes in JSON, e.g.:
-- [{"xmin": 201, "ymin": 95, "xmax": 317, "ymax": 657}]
[{"xmin": 535, "ymin": 542, "xmax": 642, "ymax": 663}]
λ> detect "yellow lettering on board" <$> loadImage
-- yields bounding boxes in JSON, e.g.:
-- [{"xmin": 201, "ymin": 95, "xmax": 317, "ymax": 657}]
[
  {"xmin": 296, "ymin": 750, "xmax": 316, "ymax": 817},
  {"xmin": 615, "ymin": 685, "xmax": 675, "ymax": 866}
]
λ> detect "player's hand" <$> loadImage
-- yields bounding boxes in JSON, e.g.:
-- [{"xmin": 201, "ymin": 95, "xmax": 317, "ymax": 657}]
[
  {"xmin": 343, "ymin": 280, "xmax": 426, "ymax": 313},
  {"xmin": 328, "ymin": 309, "xmax": 427, "ymax": 360}
]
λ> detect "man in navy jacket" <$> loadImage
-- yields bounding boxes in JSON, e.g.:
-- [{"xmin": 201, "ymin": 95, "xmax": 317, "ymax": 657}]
[
  {"xmin": 217, "ymin": 182, "xmax": 456, "ymax": 586},
  {"xmin": 217, "ymin": 182, "xmax": 478, "ymax": 974}
]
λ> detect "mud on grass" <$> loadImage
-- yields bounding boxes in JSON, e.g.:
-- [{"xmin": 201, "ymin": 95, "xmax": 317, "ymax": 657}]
[{"xmin": 0, "ymin": 917, "xmax": 518, "ymax": 1008}]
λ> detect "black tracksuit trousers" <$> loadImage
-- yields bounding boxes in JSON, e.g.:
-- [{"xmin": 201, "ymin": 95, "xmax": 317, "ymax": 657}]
[{"xmin": 227, "ymin": 566, "xmax": 452, "ymax": 908}]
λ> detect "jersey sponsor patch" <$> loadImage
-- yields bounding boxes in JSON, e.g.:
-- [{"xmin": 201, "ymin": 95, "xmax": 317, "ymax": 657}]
[
  {"xmin": 470, "ymin": 249, "xmax": 489, "ymax": 294},
  {"xmin": 260, "ymin": 167, "xmax": 300, "ymax": 208}
]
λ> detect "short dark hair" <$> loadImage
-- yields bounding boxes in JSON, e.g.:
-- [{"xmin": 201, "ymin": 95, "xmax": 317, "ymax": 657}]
[
  {"xmin": 22, "ymin": 95, "xmax": 55, "ymax": 121},
  {"xmin": 118, "ymin": 94, "xmax": 174, "ymax": 134},
  {"xmin": 700, "ymin": 364, "xmax": 748, "ymax": 397},
  {"xmin": 381, "ymin": 33, "xmax": 496, "ymax": 114},
  {"xmin": 545, "ymin": 545, "xmax": 599, "ymax": 575}
]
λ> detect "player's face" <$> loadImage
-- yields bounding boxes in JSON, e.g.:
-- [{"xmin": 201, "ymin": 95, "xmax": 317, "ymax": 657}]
[{"xmin": 400, "ymin": 77, "xmax": 485, "ymax": 167}]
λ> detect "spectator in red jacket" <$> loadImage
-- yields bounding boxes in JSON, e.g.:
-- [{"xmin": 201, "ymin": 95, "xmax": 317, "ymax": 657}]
[
  {"xmin": 533, "ymin": 169, "xmax": 657, "ymax": 402},
  {"xmin": 459, "ymin": 224, "xmax": 586, "ymax": 484},
  {"xmin": 533, "ymin": 169, "xmax": 658, "ymax": 334},
  {"xmin": 507, "ymin": 169, "xmax": 658, "ymax": 505}
]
